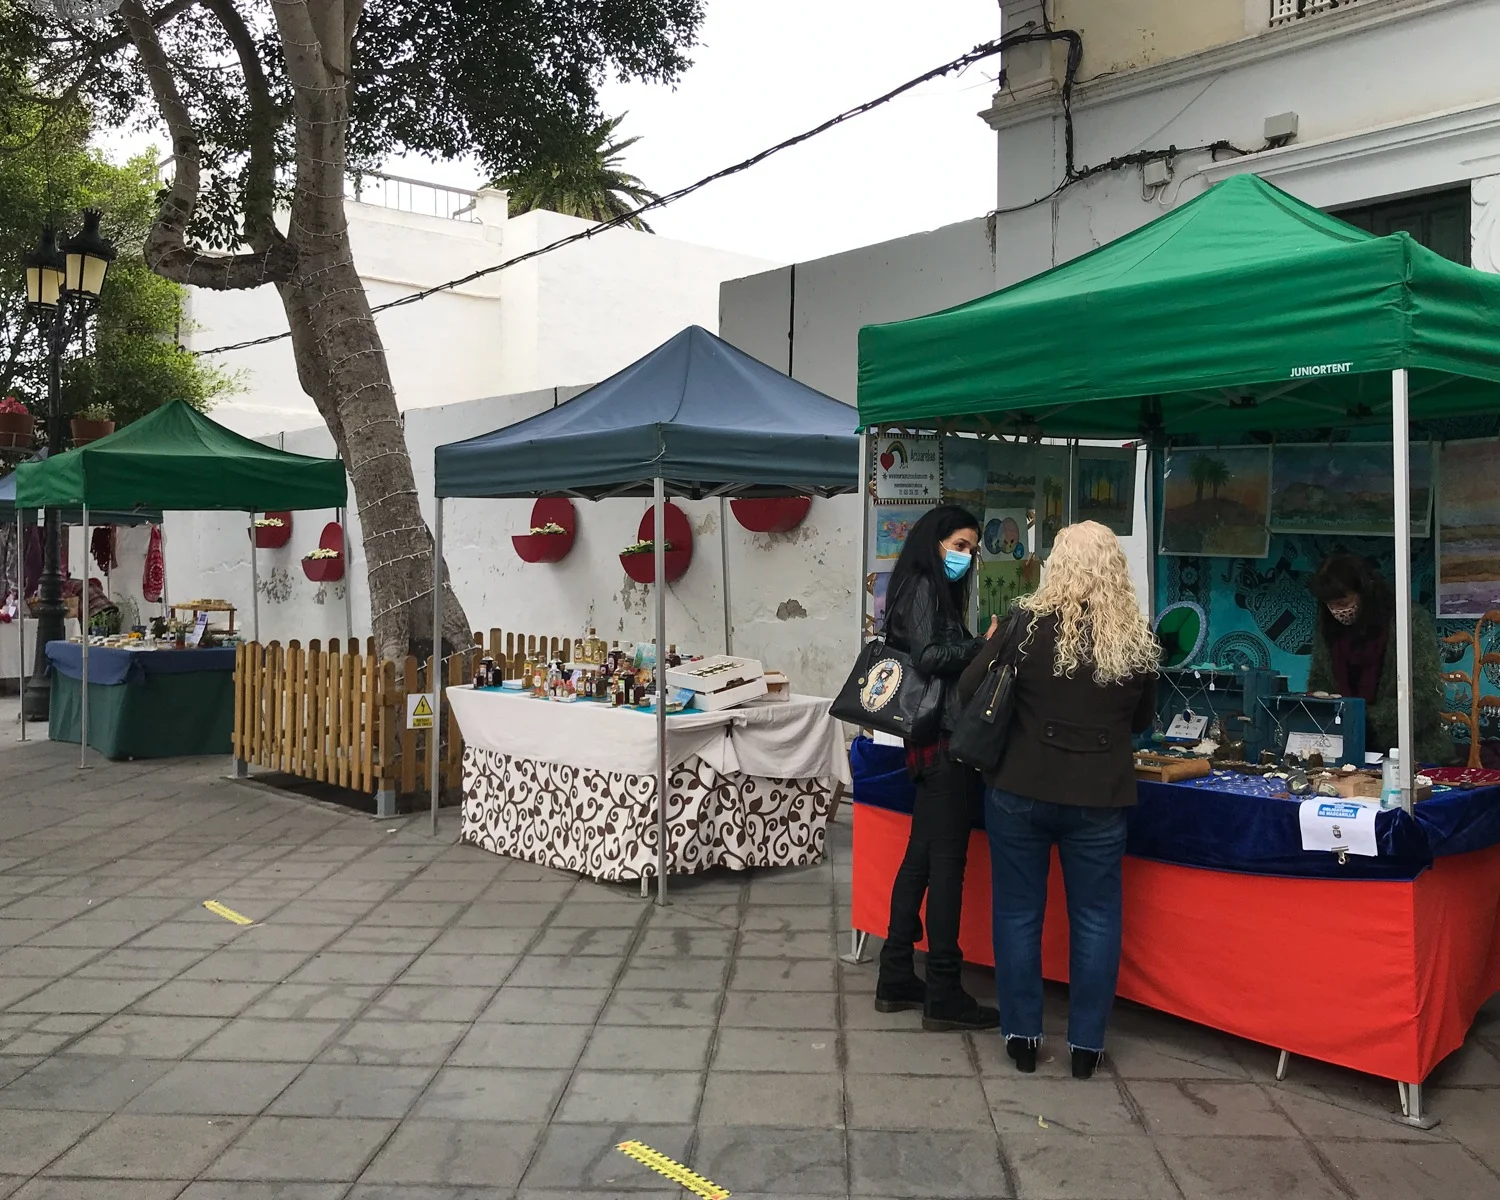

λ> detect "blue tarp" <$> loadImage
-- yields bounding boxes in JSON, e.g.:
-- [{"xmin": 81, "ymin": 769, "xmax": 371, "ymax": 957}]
[
  {"xmin": 45, "ymin": 641, "xmax": 237, "ymax": 686},
  {"xmin": 849, "ymin": 736, "xmax": 1500, "ymax": 883},
  {"xmin": 0, "ymin": 449, "xmax": 161, "ymax": 526},
  {"xmin": 434, "ymin": 325, "xmax": 860, "ymax": 499}
]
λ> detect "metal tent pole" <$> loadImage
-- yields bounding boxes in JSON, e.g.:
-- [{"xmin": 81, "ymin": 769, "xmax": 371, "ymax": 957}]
[
  {"xmin": 15, "ymin": 512, "xmax": 25, "ymax": 742},
  {"xmin": 719, "ymin": 495, "xmax": 733, "ymax": 655},
  {"xmin": 858, "ymin": 432, "xmax": 872, "ymax": 637},
  {"xmin": 430, "ymin": 498, "xmax": 444, "ymax": 837},
  {"xmin": 654, "ymin": 477, "xmax": 669, "ymax": 905},
  {"xmin": 1391, "ymin": 369, "xmax": 1415, "ymax": 814},
  {"xmin": 341, "ymin": 506, "xmax": 354, "ymax": 644},
  {"xmin": 79, "ymin": 503, "xmax": 89, "ymax": 769},
  {"xmin": 249, "ymin": 514, "xmax": 260, "ymax": 644},
  {"xmin": 1065, "ymin": 440, "xmax": 1078, "ymax": 525},
  {"xmin": 1143, "ymin": 447, "xmax": 1157, "ymax": 620}
]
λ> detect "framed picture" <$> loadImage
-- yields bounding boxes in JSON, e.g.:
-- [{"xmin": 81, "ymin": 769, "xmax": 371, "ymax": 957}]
[
  {"xmin": 1438, "ymin": 439, "xmax": 1500, "ymax": 617},
  {"xmin": 1269, "ymin": 443, "xmax": 1433, "ymax": 537},
  {"xmin": 1073, "ymin": 447, "xmax": 1135, "ymax": 538},
  {"xmin": 1161, "ymin": 447, "xmax": 1271, "ymax": 558}
]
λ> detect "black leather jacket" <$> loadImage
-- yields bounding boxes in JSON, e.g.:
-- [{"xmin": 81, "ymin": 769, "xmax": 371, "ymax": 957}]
[{"xmin": 885, "ymin": 573, "xmax": 984, "ymax": 737}]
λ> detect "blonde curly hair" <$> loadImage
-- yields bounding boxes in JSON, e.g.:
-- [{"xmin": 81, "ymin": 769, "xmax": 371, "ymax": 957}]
[{"xmin": 1018, "ymin": 521, "xmax": 1161, "ymax": 684}]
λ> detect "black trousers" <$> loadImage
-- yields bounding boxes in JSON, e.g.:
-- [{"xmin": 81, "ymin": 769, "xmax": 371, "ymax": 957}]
[{"xmin": 878, "ymin": 749, "xmax": 977, "ymax": 1000}]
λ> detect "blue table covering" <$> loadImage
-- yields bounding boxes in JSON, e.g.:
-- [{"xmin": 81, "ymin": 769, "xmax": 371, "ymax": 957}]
[
  {"xmin": 849, "ymin": 736, "xmax": 1500, "ymax": 883},
  {"xmin": 45, "ymin": 642, "xmax": 238, "ymax": 686}
]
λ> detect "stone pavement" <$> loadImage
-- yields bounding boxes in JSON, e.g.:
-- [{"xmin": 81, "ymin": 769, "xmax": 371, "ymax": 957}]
[{"xmin": 1, "ymin": 708, "xmax": 1499, "ymax": 1200}]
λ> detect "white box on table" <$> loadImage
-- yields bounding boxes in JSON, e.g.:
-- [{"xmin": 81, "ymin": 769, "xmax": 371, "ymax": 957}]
[
  {"xmin": 688, "ymin": 676, "xmax": 769, "ymax": 710},
  {"xmin": 665, "ymin": 655, "xmax": 764, "ymax": 693}
]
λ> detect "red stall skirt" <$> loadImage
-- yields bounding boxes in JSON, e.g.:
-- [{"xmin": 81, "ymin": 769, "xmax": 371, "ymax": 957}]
[{"xmin": 850, "ymin": 802, "xmax": 1500, "ymax": 1083}]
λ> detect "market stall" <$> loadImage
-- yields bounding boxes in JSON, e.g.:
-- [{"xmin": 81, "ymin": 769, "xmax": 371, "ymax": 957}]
[
  {"xmin": 853, "ymin": 173, "xmax": 1500, "ymax": 1123},
  {"xmin": 14, "ymin": 401, "xmax": 346, "ymax": 761},
  {"xmin": 432, "ymin": 324, "xmax": 859, "ymax": 898}
]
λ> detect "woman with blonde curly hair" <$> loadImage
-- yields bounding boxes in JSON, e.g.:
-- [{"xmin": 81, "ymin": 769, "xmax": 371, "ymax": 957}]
[{"xmin": 958, "ymin": 520, "xmax": 1159, "ymax": 1078}]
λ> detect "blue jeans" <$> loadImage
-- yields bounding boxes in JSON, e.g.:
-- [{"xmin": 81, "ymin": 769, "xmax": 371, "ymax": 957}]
[{"xmin": 984, "ymin": 787, "xmax": 1128, "ymax": 1052}]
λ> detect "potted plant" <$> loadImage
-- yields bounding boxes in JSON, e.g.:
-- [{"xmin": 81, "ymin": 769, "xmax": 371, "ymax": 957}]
[
  {"xmin": 620, "ymin": 502, "xmax": 693, "ymax": 583},
  {"xmin": 254, "ymin": 511, "xmax": 293, "ymax": 549},
  {"xmin": 302, "ymin": 546, "xmax": 344, "ymax": 583},
  {"xmin": 70, "ymin": 402, "xmax": 115, "ymax": 446},
  {"xmin": 0, "ymin": 396, "xmax": 33, "ymax": 449},
  {"xmin": 512, "ymin": 496, "xmax": 577, "ymax": 563}
]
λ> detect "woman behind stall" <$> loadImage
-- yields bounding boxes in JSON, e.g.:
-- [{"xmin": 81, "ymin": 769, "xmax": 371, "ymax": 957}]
[
  {"xmin": 1306, "ymin": 553, "xmax": 1453, "ymax": 766},
  {"xmin": 875, "ymin": 504, "xmax": 999, "ymax": 1031},
  {"xmin": 959, "ymin": 521, "xmax": 1159, "ymax": 1078}
]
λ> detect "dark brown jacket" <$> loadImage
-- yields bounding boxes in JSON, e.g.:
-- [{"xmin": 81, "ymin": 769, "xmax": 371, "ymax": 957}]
[{"xmin": 959, "ymin": 612, "xmax": 1157, "ymax": 808}]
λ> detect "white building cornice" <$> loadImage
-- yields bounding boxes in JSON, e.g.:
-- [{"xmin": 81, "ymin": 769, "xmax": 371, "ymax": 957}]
[{"xmin": 980, "ymin": 0, "xmax": 1482, "ymax": 133}]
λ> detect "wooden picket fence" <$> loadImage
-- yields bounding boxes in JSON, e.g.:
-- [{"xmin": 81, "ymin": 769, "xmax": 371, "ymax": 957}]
[{"xmin": 232, "ymin": 628, "xmax": 572, "ymax": 805}]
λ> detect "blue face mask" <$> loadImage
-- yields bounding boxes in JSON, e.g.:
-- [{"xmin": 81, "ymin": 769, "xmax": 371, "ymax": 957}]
[{"xmin": 943, "ymin": 548, "xmax": 973, "ymax": 581}]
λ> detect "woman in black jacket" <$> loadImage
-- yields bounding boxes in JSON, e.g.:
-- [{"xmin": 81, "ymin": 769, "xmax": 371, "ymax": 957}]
[
  {"xmin": 959, "ymin": 521, "xmax": 1159, "ymax": 1077},
  {"xmin": 876, "ymin": 504, "xmax": 999, "ymax": 1031}
]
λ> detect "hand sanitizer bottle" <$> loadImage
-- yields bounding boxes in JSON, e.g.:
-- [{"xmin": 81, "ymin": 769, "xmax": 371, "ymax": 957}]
[{"xmin": 1380, "ymin": 748, "xmax": 1401, "ymax": 810}]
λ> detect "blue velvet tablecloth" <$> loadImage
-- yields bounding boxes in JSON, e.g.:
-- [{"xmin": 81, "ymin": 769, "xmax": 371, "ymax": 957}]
[
  {"xmin": 849, "ymin": 736, "xmax": 1500, "ymax": 883},
  {"xmin": 45, "ymin": 641, "xmax": 238, "ymax": 686}
]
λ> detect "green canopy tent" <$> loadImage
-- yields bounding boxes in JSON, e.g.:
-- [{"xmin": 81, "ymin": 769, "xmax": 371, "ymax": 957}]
[
  {"xmin": 857, "ymin": 171, "xmax": 1500, "ymax": 839},
  {"xmin": 13, "ymin": 400, "xmax": 347, "ymax": 762}
]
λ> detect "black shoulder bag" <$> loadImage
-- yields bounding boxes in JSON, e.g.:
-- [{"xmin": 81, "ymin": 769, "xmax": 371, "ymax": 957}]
[
  {"xmin": 829, "ymin": 602, "xmax": 943, "ymax": 743},
  {"xmin": 949, "ymin": 610, "xmax": 1024, "ymax": 772}
]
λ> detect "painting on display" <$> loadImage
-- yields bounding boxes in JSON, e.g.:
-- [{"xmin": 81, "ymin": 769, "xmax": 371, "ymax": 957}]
[
  {"xmin": 1160, "ymin": 447, "xmax": 1272, "ymax": 558},
  {"xmin": 1438, "ymin": 439, "xmax": 1500, "ymax": 617},
  {"xmin": 871, "ymin": 506, "xmax": 930, "ymax": 564},
  {"xmin": 941, "ymin": 436, "xmax": 986, "ymax": 513},
  {"xmin": 1034, "ymin": 445, "xmax": 1069, "ymax": 554},
  {"xmin": 871, "ymin": 571, "xmax": 892, "ymax": 628},
  {"xmin": 1074, "ymin": 447, "xmax": 1135, "ymax": 538},
  {"xmin": 984, "ymin": 441, "xmax": 1036, "ymax": 512},
  {"xmin": 978, "ymin": 504, "xmax": 1033, "ymax": 619},
  {"xmin": 1269, "ymin": 443, "xmax": 1433, "ymax": 537},
  {"xmin": 874, "ymin": 435, "xmax": 941, "ymax": 504}
]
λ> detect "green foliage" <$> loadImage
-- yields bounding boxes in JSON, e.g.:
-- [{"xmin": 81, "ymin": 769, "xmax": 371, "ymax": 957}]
[{"xmin": 494, "ymin": 113, "xmax": 661, "ymax": 231}]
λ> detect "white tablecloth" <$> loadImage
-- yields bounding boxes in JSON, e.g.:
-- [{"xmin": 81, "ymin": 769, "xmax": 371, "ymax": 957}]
[{"xmin": 447, "ymin": 687, "xmax": 850, "ymax": 786}]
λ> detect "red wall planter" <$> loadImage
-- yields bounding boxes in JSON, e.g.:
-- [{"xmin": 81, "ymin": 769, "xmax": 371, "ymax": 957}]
[
  {"xmin": 731, "ymin": 496, "xmax": 812, "ymax": 534},
  {"xmin": 621, "ymin": 502, "xmax": 692, "ymax": 584},
  {"xmin": 254, "ymin": 511, "xmax": 293, "ymax": 549},
  {"xmin": 512, "ymin": 497, "xmax": 577, "ymax": 564},
  {"xmin": 301, "ymin": 520, "xmax": 345, "ymax": 583}
]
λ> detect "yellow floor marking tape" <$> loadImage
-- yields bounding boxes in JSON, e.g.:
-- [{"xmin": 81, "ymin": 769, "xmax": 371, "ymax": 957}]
[
  {"xmin": 616, "ymin": 1140, "xmax": 730, "ymax": 1200},
  {"xmin": 202, "ymin": 900, "xmax": 254, "ymax": 926}
]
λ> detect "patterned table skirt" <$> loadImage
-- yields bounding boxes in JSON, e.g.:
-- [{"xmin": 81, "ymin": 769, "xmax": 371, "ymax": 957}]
[{"xmin": 458, "ymin": 746, "xmax": 838, "ymax": 881}]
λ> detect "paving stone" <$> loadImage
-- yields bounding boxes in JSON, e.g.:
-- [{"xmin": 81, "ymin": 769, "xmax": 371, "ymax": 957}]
[
  {"xmin": 0, "ymin": 945, "xmax": 105, "ymax": 976},
  {"xmin": 847, "ymin": 1072, "xmax": 992, "ymax": 1129},
  {"xmin": 20, "ymin": 919, "xmax": 144, "ymax": 947},
  {"xmin": 361, "ymin": 1120, "xmax": 542, "ymax": 1188},
  {"xmin": 844, "ymin": 1029, "xmax": 974, "ymax": 1076},
  {"xmin": 506, "ymin": 955, "xmax": 620, "ymax": 989},
  {"xmin": 581, "ymin": 1024, "xmax": 714, "ymax": 1072},
  {"xmin": 1003, "ymin": 1132, "xmax": 1177, "ymax": 1199},
  {"xmin": 735, "ymin": 930, "xmax": 837, "ymax": 959},
  {"xmin": 265, "ymin": 901, "xmax": 379, "ymax": 925},
  {"xmin": 177, "ymin": 1184, "xmax": 348, "ymax": 1199},
  {"xmin": 205, "ymin": 1115, "xmax": 394, "ymax": 1181},
  {"xmin": 413, "ymin": 1066, "xmax": 568, "ymax": 1121},
  {"xmin": 8, "ymin": 976, "xmax": 162, "ymax": 1015},
  {"xmin": 617, "ymin": 957, "xmax": 728, "ymax": 992},
  {"xmin": 711, "ymin": 1028, "xmax": 838, "ymax": 1073},
  {"xmin": 598, "ymin": 989, "xmax": 720, "ymax": 1027},
  {"xmin": 358, "ymin": 902, "xmax": 465, "ymax": 928},
  {"xmin": 388, "ymin": 879, "xmax": 489, "ymax": 903},
  {"xmin": 848, "ymin": 1128, "xmax": 1011, "ymax": 1197},
  {"xmin": 455, "ymin": 903, "xmax": 560, "ymax": 928},
  {"xmin": 0, "ymin": 1055, "xmax": 172, "ymax": 1110},
  {"xmin": 229, "ymin": 924, "xmax": 344, "ymax": 954},
  {"xmin": 125, "ymin": 1060, "xmax": 303, "ymax": 1115},
  {"xmin": 520, "ymin": 1123, "xmax": 691, "ymax": 1191},
  {"xmin": 241, "ymin": 983, "xmax": 380, "ymax": 1021},
  {"xmin": 130, "ymin": 923, "xmax": 243, "ymax": 951},
  {"xmin": 9, "ymin": 1180, "xmax": 189, "ymax": 1200},
  {"xmin": 1320, "ymin": 1140, "xmax": 1500, "ymax": 1200},
  {"xmin": 321, "ymin": 1020, "xmax": 468, "ymax": 1066},
  {"xmin": 719, "ymin": 990, "xmax": 838, "ymax": 1029},
  {"xmin": 1432, "ymin": 1085, "xmax": 1500, "ymax": 1171},
  {"xmin": 475, "ymin": 987, "xmax": 608, "ymax": 1025},
  {"xmin": 0, "ymin": 977, "xmax": 47, "ymax": 1010},
  {"xmin": 269, "ymin": 1064, "xmax": 435, "ymax": 1118},
  {"xmin": 1127, "ymin": 1080, "xmax": 1299, "ymax": 1137},
  {"xmin": 727, "ymin": 957, "xmax": 836, "ymax": 991},
  {"xmin": 698, "ymin": 1071, "xmax": 844, "ymax": 1127},
  {"xmin": 555, "ymin": 1069, "xmax": 702, "ymax": 1124},
  {"xmin": 475, "ymin": 881, "xmax": 575, "ymax": 905},
  {"xmin": 398, "ymin": 953, "xmax": 517, "ymax": 988},
  {"xmin": 983, "ymin": 1076, "xmax": 1144, "ymax": 1135},
  {"xmin": 180, "ymin": 950, "xmax": 315, "ymax": 983},
  {"xmin": 1271, "ymin": 1084, "xmax": 1439, "ymax": 1141},
  {"xmin": 289, "ymin": 952, "xmax": 416, "ymax": 986},
  {"xmin": 45, "ymin": 1113, "xmax": 244, "ymax": 1178},
  {"xmin": 1105, "ymin": 1030, "xmax": 1252, "ymax": 1081},
  {"xmin": 448, "ymin": 1022, "xmax": 590, "ymax": 1069},
  {"xmin": 548, "ymin": 902, "xmax": 645, "ymax": 929},
  {"xmin": 190, "ymin": 1018, "xmax": 342, "ymax": 1062},
  {"xmin": 739, "ymin": 905, "xmax": 833, "ymax": 933},
  {"xmin": 72, "ymin": 947, "xmax": 209, "ymax": 980},
  {"xmin": 364, "ymin": 985, "xmax": 493, "ymax": 1023},
  {"xmin": 423, "ymin": 928, "xmax": 533, "ymax": 957},
  {"xmin": 631, "ymin": 928, "xmax": 736, "ymax": 958},
  {"xmin": 693, "ymin": 1126, "xmax": 846, "ymax": 1195},
  {"xmin": 0, "ymin": 1107, "xmax": 106, "ymax": 1174},
  {"xmin": 131, "ymin": 981, "xmax": 271, "ymax": 1018},
  {"xmin": 528, "ymin": 926, "xmax": 638, "ymax": 957},
  {"xmin": 1155, "ymin": 1135, "xmax": 1347, "ymax": 1200}
]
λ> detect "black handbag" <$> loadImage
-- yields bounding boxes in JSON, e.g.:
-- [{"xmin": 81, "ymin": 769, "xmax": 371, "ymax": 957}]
[
  {"xmin": 949, "ymin": 611, "xmax": 1023, "ymax": 772},
  {"xmin": 829, "ymin": 634, "xmax": 943, "ymax": 742}
]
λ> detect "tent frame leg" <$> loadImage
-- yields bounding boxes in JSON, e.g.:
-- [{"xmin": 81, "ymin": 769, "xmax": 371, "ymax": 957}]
[
  {"xmin": 15, "ymin": 512, "xmax": 26, "ymax": 743},
  {"xmin": 430, "ymin": 498, "xmax": 444, "ymax": 838},
  {"xmin": 1391, "ymin": 369, "xmax": 1415, "ymax": 813},
  {"xmin": 249, "ymin": 513, "xmax": 260, "ymax": 644},
  {"xmin": 1398, "ymin": 1081, "xmax": 1440, "ymax": 1129},
  {"xmin": 839, "ymin": 929, "xmax": 872, "ymax": 965},
  {"xmin": 79, "ymin": 503, "xmax": 90, "ymax": 770},
  {"xmin": 654, "ymin": 476, "xmax": 670, "ymax": 906}
]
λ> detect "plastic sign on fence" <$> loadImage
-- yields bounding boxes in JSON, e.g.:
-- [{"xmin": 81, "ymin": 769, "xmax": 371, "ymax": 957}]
[
  {"xmin": 407, "ymin": 693, "xmax": 435, "ymax": 730},
  {"xmin": 1298, "ymin": 798, "xmax": 1378, "ymax": 857},
  {"xmin": 874, "ymin": 436, "xmax": 940, "ymax": 504}
]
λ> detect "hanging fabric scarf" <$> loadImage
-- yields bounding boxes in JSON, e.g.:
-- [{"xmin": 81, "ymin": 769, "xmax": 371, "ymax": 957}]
[
  {"xmin": 143, "ymin": 525, "xmax": 165, "ymax": 603},
  {"xmin": 91, "ymin": 525, "xmax": 117, "ymax": 575}
]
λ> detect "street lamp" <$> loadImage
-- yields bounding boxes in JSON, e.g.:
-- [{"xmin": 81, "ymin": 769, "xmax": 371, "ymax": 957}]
[{"xmin": 20, "ymin": 211, "xmax": 115, "ymax": 722}]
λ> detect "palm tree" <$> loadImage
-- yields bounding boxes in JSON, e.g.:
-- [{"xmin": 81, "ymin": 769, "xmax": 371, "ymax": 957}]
[
  {"xmin": 493, "ymin": 114, "xmax": 660, "ymax": 232},
  {"xmin": 1190, "ymin": 456, "xmax": 1216, "ymax": 504},
  {"xmin": 1203, "ymin": 457, "xmax": 1232, "ymax": 501}
]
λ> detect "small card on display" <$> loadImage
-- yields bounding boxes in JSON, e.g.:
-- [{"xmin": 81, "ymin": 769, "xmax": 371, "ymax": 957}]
[{"xmin": 1298, "ymin": 798, "xmax": 1378, "ymax": 857}]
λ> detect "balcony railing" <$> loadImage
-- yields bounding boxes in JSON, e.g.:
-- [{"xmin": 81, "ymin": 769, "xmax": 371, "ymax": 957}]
[
  {"xmin": 346, "ymin": 171, "xmax": 479, "ymax": 222},
  {"xmin": 1270, "ymin": 0, "xmax": 1369, "ymax": 25}
]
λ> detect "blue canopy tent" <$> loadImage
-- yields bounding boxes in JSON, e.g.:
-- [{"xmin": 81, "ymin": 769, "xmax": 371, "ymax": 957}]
[{"xmin": 431, "ymin": 324, "xmax": 860, "ymax": 897}]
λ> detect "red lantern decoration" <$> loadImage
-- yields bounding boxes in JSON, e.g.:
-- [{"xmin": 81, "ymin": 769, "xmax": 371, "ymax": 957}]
[
  {"xmin": 730, "ymin": 496, "xmax": 812, "ymax": 534},
  {"xmin": 301, "ymin": 521, "xmax": 345, "ymax": 583},
  {"xmin": 620, "ymin": 502, "xmax": 692, "ymax": 584},
  {"xmin": 254, "ymin": 511, "xmax": 293, "ymax": 549},
  {"xmin": 512, "ymin": 497, "xmax": 577, "ymax": 564}
]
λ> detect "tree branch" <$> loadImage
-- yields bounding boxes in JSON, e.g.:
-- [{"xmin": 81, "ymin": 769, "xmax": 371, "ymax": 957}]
[
  {"xmin": 91, "ymin": 0, "xmax": 200, "ymax": 59},
  {"xmin": 200, "ymin": 0, "xmax": 284, "ymax": 252},
  {"xmin": 117, "ymin": 0, "xmax": 293, "ymax": 289}
]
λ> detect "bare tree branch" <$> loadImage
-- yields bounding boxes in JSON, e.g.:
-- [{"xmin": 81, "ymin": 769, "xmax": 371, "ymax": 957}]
[
  {"xmin": 91, "ymin": 0, "xmax": 199, "ymax": 57},
  {"xmin": 117, "ymin": 0, "xmax": 293, "ymax": 288}
]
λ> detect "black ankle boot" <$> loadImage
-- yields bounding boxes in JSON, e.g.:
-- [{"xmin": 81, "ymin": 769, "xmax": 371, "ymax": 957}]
[
  {"xmin": 921, "ymin": 992, "xmax": 1000, "ymax": 1032},
  {"xmin": 874, "ymin": 976, "xmax": 926, "ymax": 1013},
  {"xmin": 1006, "ymin": 1037, "xmax": 1038, "ymax": 1073},
  {"xmin": 1071, "ymin": 1047, "xmax": 1103, "ymax": 1079}
]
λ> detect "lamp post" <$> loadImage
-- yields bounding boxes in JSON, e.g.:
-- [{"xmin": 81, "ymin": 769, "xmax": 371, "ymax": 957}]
[{"xmin": 20, "ymin": 211, "xmax": 115, "ymax": 722}]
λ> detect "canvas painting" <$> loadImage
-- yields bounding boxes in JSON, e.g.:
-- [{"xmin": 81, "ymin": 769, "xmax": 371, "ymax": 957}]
[
  {"xmin": 978, "ymin": 557, "xmax": 1030, "ymax": 623},
  {"xmin": 985, "ymin": 441, "xmax": 1036, "ymax": 512},
  {"xmin": 872, "ymin": 506, "xmax": 928, "ymax": 563},
  {"xmin": 1074, "ymin": 447, "xmax": 1136, "ymax": 537},
  {"xmin": 942, "ymin": 436, "xmax": 986, "ymax": 512},
  {"xmin": 1034, "ymin": 445, "xmax": 1069, "ymax": 554},
  {"xmin": 871, "ymin": 571, "xmax": 892, "ymax": 627},
  {"xmin": 982, "ymin": 508, "xmax": 1028, "ymax": 563},
  {"xmin": 1438, "ymin": 439, "xmax": 1500, "ymax": 617},
  {"xmin": 1161, "ymin": 447, "xmax": 1272, "ymax": 558},
  {"xmin": 1269, "ymin": 443, "xmax": 1433, "ymax": 537}
]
